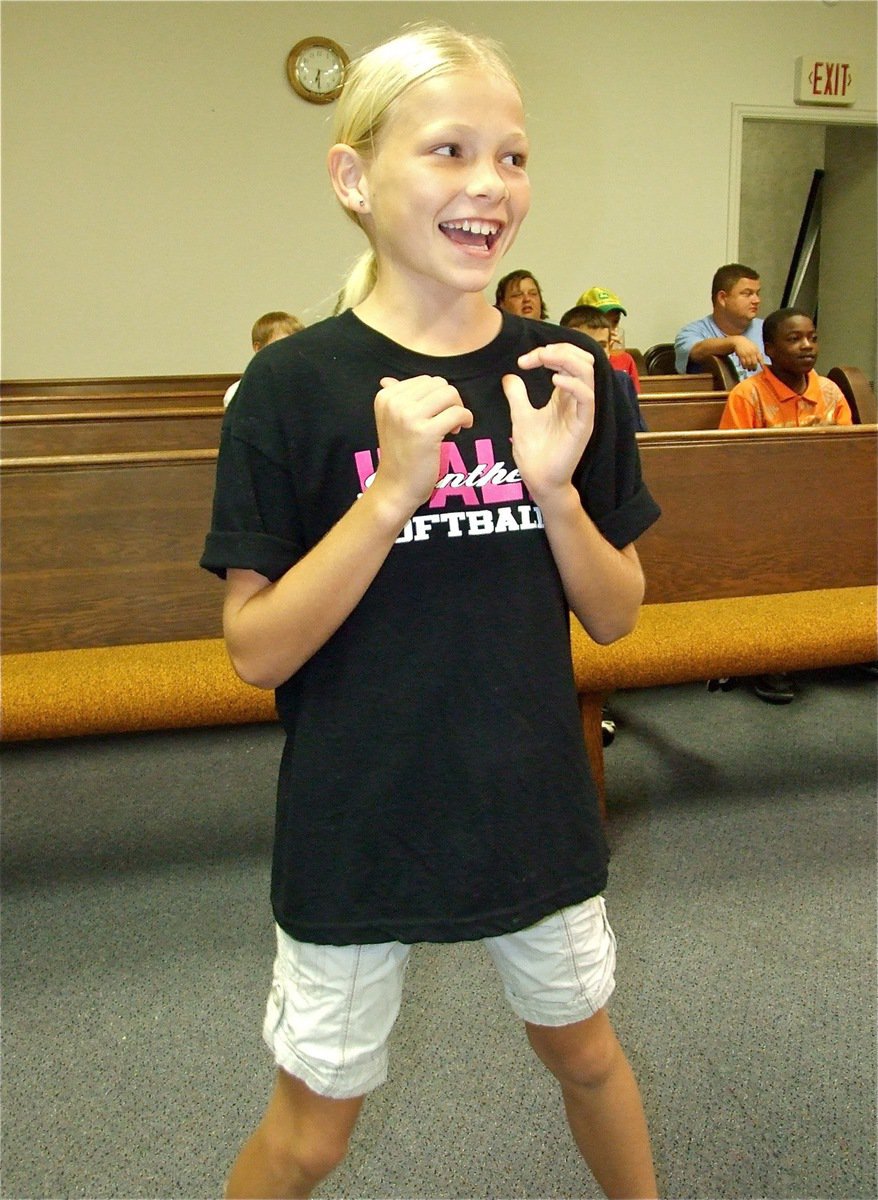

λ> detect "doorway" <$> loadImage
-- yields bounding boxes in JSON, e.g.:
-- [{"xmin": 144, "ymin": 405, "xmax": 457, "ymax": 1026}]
[{"xmin": 729, "ymin": 105, "xmax": 877, "ymax": 385}]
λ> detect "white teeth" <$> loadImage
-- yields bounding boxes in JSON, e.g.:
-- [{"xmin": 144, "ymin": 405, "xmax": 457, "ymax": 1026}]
[{"xmin": 442, "ymin": 219, "xmax": 501, "ymax": 236}]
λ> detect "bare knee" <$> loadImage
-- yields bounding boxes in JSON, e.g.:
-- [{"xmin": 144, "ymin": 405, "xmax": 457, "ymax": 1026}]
[
  {"xmin": 526, "ymin": 1009, "xmax": 620, "ymax": 1090},
  {"xmin": 259, "ymin": 1116, "xmax": 351, "ymax": 1188},
  {"xmin": 228, "ymin": 1070, "xmax": 363, "ymax": 1198}
]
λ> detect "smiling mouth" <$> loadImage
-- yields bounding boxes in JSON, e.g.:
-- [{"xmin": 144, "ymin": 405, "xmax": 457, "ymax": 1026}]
[{"xmin": 439, "ymin": 219, "xmax": 503, "ymax": 251}]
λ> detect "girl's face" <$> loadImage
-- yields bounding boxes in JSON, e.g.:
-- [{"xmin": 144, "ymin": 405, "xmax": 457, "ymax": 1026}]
[{"xmin": 361, "ymin": 68, "xmax": 530, "ymax": 306}]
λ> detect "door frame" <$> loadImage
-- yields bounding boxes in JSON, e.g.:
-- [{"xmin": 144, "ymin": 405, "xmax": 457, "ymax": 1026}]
[{"xmin": 726, "ymin": 102, "xmax": 877, "ymax": 260}]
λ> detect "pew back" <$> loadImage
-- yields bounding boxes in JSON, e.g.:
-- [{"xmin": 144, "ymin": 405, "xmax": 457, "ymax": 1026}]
[
  {"xmin": 0, "ymin": 393, "xmax": 224, "ymax": 416},
  {"xmin": 828, "ymin": 365, "xmax": 878, "ymax": 424},
  {"xmin": 0, "ymin": 374, "xmax": 237, "ymax": 399},
  {"xmin": 3, "ymin": 426, "xmax": 875, "ymax": 657},
  {"xmin": 1, "ymin": 450, "xmax": 222, "ymax": 653},
  {"xmin": 640, "ymin": 398, "xmax": 726, "ymax": 432},
  {"xmin": 635, "ymin": 425, "xmax": 877, "ymax": 602},
  {"xmin": 639, "ymin": 373, "xmax": 717, "ymax": 395},
  {"xmin": 1, "ymin": 409, "xmax": 224, "ymax": 457}
]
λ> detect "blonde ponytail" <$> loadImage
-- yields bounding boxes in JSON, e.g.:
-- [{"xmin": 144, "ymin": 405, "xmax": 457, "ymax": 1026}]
[{"xmin": 334, "ymin": 248, "xmax": 379, "ymax": 314}]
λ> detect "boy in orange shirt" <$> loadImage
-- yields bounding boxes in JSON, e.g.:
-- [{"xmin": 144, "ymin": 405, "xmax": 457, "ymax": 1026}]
[
  {"xmin": 720, "ymin": 308, "xmax": 851, "ymax": 429},
  {"xmin": 719, "ymin": 306, "xmax": 853, "ymax": 704}
]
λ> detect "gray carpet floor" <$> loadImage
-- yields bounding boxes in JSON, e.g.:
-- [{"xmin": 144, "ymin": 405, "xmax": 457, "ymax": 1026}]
[{"xmin": 2, "ymin": 669, "xmax": 876, "ymax": 1200}]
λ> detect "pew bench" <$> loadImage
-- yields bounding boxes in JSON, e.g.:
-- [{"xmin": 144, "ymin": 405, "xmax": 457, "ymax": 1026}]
[
  {"xmin": 0, "ymin": 446, "xmax": 273, "ymax": 741},
  {"xmin": 639, "ymin": 373, "xmax": 716, "ymax": 395},
  {"xmin": 0, "ymin": 408, "xmax": 224, "ymax": 456},
  {"xmin": 1, "ymin": 450, "xmax": 223, "ymax": 656},
  {"xmin": 2, "ymin": 430, "xmax": 876, "ymax": 837},
  {"xmin": 0, "ymin": 392, "xmax": 225, "ymax": 417},
  {"xmin": 0, "ymin": 373, "xmax": 237, "ymax": 400},
  {"xmin": 640, "ymin": 397, "xmax": 727, "ymax": 432},
  {"xmin": 638, "ymin": 366, "xmax": 875, "ymax": 433},
  {"xmin": 0, "ymin": 638, "xmax": 275, "ymax": 741},
  {"xmin": 573, "ymin": 424, "xmax": 878, "ymax": 812}
]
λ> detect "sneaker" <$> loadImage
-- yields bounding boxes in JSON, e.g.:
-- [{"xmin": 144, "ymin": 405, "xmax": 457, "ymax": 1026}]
[
  {"xmin": 601, "ymin": 709, "xmax": 616, "ymax": 747},
  {"xmin": 707, "ymin": 677, "xmax": 738, "ymax": 693},
  {"xmin": 752, "ymin": 673, "xmax": 795, "ymax": 704}
]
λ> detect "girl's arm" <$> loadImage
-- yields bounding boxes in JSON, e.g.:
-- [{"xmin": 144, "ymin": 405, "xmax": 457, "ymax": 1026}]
[
  {"xmin": 503, "ymin": 343, "xmax": 645, "ymax": 645},
  {"xmin": 223, "ymin": 374, "xmax": 472, "ymax": 689}
]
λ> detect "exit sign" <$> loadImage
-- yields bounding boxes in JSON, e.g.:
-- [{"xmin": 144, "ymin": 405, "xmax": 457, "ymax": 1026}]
[{"xmin": 795, "ymin": 57, "xmax": 856, "ymax": 105}]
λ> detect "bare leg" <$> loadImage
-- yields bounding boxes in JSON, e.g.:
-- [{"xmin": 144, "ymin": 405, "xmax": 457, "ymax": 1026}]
[
  {"xmin": 225, "ymin": 1068, "xmax": 365, "ymax": 1200},
  {"xmin": 526, "ymin": 1009, "xmax": 657, "ymax": 1199}
]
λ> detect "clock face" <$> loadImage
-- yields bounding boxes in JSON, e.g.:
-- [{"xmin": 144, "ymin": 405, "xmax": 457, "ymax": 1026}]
[
  {"xmin": 287, "ymin": 38, "xmax": 348, "ymax": 103},
  {"xmin": 297, "ymin": 46, "xmax": 343, "ymax": 94}
]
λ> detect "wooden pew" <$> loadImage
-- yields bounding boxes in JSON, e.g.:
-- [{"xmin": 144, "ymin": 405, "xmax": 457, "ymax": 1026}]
[
  {"xmin": 1, "ymin": 449, "xmax": 222, "ymax": 654},
  {"xmin": 636, "ymin": 390, "xmax": 727, "ymax": 405},
  {"xmin": 5, "ymin": 373, "xmax": 721, "ymax": 409},
  {"xmin": 572, "ymin": 424, "xmax": 878, "ymax": 809},
  {"xmin": 636, "ymin": 426, "xmax": 876, "ymax": 599},
  {"xmin": 2, "ymin": 427, "xmax": 876, "ymax": 762},
  {"xmin": 639, "ymin": 373, "xmax": 717, "ymax": 395},
  {"xmin": 0, "ymin": 446, "xmax": 274, "ymax": 741},
  {"xmin": 643, "ymin": 349, "xmax": 738, "ymax": 391},
  {"xmin": 640, "ymin": 398, "xmax": 726, "ymax": 432},
  {"xmin": 0, "ymin": 373, "xmax": 237, "ymax": 400},
  {"xmin": 0, "ymin": 392, "xmax": 225, "ymax": 417},
  {"xmin": 639, "ymin": 364, "xmax": 876, "ymax": 432},
  {"xmin": 828, "ymin": 365, "xmax": 878, "ymax": 424},
  {"xmin": 0, "ymin": 408, "xmax": 224, "ymax": 457}
]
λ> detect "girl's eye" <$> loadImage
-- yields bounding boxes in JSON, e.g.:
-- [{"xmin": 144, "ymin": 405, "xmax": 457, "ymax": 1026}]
[
  {"xmin": 502, "ymin": 151, "xmax": 527, "ymax": 168},
  {"xmin": 433, "ymin": 144, "xmax": 460, "ymax": 158}
]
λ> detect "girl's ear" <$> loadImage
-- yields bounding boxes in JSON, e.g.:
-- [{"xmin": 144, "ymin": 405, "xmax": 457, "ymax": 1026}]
[{"xmin": 328, "ymin": 143, "xmax": 370, "ymax": 214}]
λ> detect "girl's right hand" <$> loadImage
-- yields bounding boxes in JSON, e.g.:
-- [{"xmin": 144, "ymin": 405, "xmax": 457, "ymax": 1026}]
[{"xmin": 372, "ymin": 375, "xmax": 474, "ymax": 516}]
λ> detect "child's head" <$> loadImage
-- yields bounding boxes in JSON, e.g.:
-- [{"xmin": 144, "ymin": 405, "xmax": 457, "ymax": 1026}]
[
  {"xmin": 251, "ymin": 312, "xmax": 304, "ymax": 352},
  {"xmin": 576, "ymin": 287, "xmax": 626, "ymax": 332},
  {"xmin": 495, "ymin": 270, "xmax": 548, "ymax": 320},
  {"xmin": 559, "ymin": 305, "xmax": 612, "ymax": 355},
  {"xmin": 762, "ymin": 307, "xmax": 817, "ymax": 377},
  {"xmin": 328, "ymin": 24, "xmax": 527, "ymax": 311}
]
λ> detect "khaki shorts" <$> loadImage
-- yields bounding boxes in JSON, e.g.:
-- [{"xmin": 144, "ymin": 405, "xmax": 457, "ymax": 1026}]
[{"xmin": 263, "ymin": 896, "xmax": 617, "ymax": 1099}]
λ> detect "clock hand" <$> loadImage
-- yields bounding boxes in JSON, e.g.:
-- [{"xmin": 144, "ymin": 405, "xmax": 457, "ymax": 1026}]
[{"xmin": 316, "ymin": 68, "xmax": 322, "ymax": 87}]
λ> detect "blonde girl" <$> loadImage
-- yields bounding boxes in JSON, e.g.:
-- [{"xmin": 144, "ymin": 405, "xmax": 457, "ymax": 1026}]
[{"xmin": 203, "ymin": 22, "xmax": 659, "ymax": 1200}]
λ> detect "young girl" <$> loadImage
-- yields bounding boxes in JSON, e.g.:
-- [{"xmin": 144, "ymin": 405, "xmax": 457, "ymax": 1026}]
[{"xmin": 202, "ymin": 23, "xmax": 659, "ymax": 1200}]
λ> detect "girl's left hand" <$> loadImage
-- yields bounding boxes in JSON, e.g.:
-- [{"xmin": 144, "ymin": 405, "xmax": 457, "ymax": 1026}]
[{"xmin": 501, "ymin": 343, "xmax": 596, "ymax": 502}]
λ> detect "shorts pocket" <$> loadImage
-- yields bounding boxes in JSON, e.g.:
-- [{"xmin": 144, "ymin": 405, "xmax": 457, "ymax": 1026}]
[{"xmin": 263, "ymin": 978, "xmax": 285, "ymax": 1041}]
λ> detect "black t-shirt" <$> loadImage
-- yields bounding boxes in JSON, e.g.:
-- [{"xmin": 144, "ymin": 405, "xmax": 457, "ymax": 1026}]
[{"xmin": 201, "ymin": 310, "xmax": 660, "ymax": 945}]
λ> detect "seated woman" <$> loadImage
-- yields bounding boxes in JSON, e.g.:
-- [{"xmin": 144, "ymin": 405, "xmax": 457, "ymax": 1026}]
[{"xmin": 494, "ymin": 269, "xmax": 548, "ymax": 320}]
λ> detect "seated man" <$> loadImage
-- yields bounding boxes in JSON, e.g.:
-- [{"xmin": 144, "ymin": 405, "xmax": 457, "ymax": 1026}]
[
  {"xmin": 719, "ymin": 307, "xmax": 852, "ymax": 704},
  {"xmin": 675, "ymin": 263, "xmax": 765, "ymax": 380}
]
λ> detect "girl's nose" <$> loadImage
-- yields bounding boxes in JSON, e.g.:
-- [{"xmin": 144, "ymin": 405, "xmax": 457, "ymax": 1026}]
[{"xmin": 466, "ymin": 159, "xmax": 508, "ymax": 201}]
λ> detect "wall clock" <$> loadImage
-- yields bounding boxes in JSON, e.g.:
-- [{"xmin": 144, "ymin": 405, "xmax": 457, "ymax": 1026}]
[{"xmin": 287, "ymin": 36, "xmax": 349, "ymax": 104}]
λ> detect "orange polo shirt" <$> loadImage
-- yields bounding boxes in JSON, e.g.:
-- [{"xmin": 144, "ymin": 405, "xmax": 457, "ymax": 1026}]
[{"xmin": 720, "ymin": 368, "xmax": 852, "ymax": 429}]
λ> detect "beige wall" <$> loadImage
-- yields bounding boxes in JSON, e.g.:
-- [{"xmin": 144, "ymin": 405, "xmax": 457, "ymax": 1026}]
[
  {"xmin": 819, "ymin": 123, "xmax": 878, "ymax": 385},
  {"xmin": 2, "ymin": 0, "xmax": 876, "ymax": 377}
]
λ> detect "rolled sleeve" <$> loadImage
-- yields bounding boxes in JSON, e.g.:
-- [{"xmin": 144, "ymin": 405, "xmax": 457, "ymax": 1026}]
[
  {"xmin": 674, "ymin": 322, "xmax": 702, "ymax": 374},
  {"xmin": 200, "ymin": 415, "xmax": 304, "ymax": 582}
]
